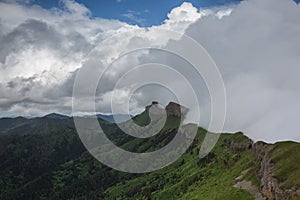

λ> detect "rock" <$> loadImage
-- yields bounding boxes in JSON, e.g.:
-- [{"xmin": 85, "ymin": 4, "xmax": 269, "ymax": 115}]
[
  {"xmin": 145, "ymin": 101, "xmax": 189, "ymax": 118},
  {"xmin": 252, "ymin": 141, "xmax": 268, "ymax": 157},
  {"xmin": 229, "ymin": 140, "xmax": 253, "ymax": 152},
  {"xmin": 145, "ymin": 102, "xmax": 165, "ymax": 115},
  {"xmin": 259, "ymin": 150, "xmax": 284, "ymax": 199},
  {"xmin": 165, "ymin": 102, "xmax": 188, "ymax": 118},
  {"xmin": 234, "ymin": 180, "xmax": 266, "ymax": 200},
  {"xmin": 253, "ymin": 142, "xmax": 300, "ymax": 200}
]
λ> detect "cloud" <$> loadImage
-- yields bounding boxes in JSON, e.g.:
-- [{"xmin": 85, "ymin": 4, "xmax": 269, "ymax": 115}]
[
  {"xmin": 60, "ymin": 0, "xmax": 91, "ymax": 17},
  {"xmin": 0, "ymin": 0, "xmax": 195, "ymax": 117},
  {"xmin": 184, "ymin": 0, "xmax": 300, "ymax": 142},
  {"xmin": 161, "ymin": 2, "xmax": 232, "ymax": 33},
  {"xmin": 0, "ymin": 0, "xmax": 135, "ymax": 116},
  {"xmin": 122, "ymin": 10, "xmax": 146, "ymax": 25},
  {"xmin": 0, "ymin": 0, "xmax": 300, "ymax": 143}
]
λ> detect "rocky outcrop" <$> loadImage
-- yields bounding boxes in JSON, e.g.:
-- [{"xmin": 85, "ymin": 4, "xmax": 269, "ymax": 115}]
[
  {"xmin": 234, "ymin": 180, "xmax": 265, "ymax": 200},
  {"xmin": 229, "ymin": 140, "xmax": 253, "ymax": 152},
  {"xmin": 222, "ymin": 133, "xmax": 253, "ymax": 153},
  {"xmin": 145, "ymin": 102, "xmax": 165, "ymax": 115},
  {"xmin": 259, "ymin": 150, "xmax": 284, "ymax": 199},
  {"xmin": 252, "ymin": 142, "xmax": 300, "ymax": 200},
  {"xmin": 165, "ymin": 102, "xmax": 188, "ymax": 117},
  {"xmin": 145, "ymin": 101, "xmax": 188, "ymax": 118},
  {"xmin": 145, "ymin": 101, "xmax": 159, "ymax": 112}
]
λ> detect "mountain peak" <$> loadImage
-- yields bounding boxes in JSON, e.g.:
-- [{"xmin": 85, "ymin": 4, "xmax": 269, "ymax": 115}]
[
  {"xmin": 43, "ymin": 113, "xmax": 69, "ymax": 119},
  {"xmin": 144, "ymin": 101, "xmax": 189, "ymax": 117},
  {"xmin": 165, "ymin": 102, "xmax": 189, "ymax": 117}
]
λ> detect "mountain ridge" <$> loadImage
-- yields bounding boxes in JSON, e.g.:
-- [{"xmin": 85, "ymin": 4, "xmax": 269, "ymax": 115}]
[{"xmin": 0, "ymin": 102, "xmax": 299, "ymax": 199}]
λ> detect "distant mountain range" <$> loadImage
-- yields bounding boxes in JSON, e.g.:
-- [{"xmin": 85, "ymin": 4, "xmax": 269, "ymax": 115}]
[
  {"xmin": 43, "ymin": 113, "xmax": 70, "ymax": 120},
  {"xmin": 0, "ymin": 113, "xmax": 133, "ymax": 136},
  {"xmin": 43, "ymin": 113, "xmax": 134, "ymax": 123},
  {"xmin": 95, "ymin": 114, "xmax": 133, "ymax": 123},
  {"xmin": 0, "ymin": 102, "xmax": 299, "ymax": 199}
]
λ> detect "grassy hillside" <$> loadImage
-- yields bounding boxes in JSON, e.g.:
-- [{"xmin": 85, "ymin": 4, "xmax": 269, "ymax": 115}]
[
  {"xmin": 0, "ymin": 110, "xmax": 299, "ymax": 199},
  {"xmin": 269, "ymin": 141, "xmax": 300, "ymax": 189},
  {"xmin": 104, "ymin": 132, "xmax": 255, "ymax": 200}
]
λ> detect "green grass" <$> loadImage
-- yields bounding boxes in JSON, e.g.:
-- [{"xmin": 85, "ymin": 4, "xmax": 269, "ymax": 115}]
[
  {"xmin": 1, "ymin": 112, "xmax": 299, "ymax": 199},
  {"xmin": 269, "ymin": 141, "xmax": 300, "ymax": 189},
  {"xmin": 103, "ymin": 131, "xmax": 256, "ymax": 200}
]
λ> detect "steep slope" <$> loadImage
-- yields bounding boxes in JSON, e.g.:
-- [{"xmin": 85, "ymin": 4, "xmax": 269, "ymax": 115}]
[
  {"xmin": 250, "ymin": 141, "xmax": 300, "ymax": 199},
  {"xmin": 0, "ymin": 102, "xmax": 299, "ymax": 199},
  {"xmin": 103, "ymin": 132, "xmax": 255, "ymax": 200}
]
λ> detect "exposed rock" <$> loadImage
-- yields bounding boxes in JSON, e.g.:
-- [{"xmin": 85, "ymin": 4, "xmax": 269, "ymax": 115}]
[
  {"xmin": 233, "ymin": 142, "xmax": 300, "ymax": 200},
  {"xmin": 252, "ymin": 141, "xmax": 268, "ymax": 157},
  {"xmin": 145, "ymin": 101, "xmax": 159, "ymax": 112},
  {"xmin": 259, "ymin": 150, "xmax": 284, "ymax": 199},
  {"xmin": 234, "ymin": 180, "xmax": 266, "ymax": 200},
  {"xmin": 252, "ymin": 142, "xmax": 300, "ymax": 200},
  {"xmin": 235, "ymin": 169, "xmax": 250, "ymax": 182},
  {"xmin": 229, "ymin": 140, "xmax": 253, "ymax": 152},
  {"xmin": 165, "ymin": 102, "xmax": 188, "ymax": 118},
  {"xmin": 145, "ymin": 102, "xmax": 165, "ymax": 115},
  {"xmin": 145, "ymin": 101, "xmax": 189, "ymax": 118}
]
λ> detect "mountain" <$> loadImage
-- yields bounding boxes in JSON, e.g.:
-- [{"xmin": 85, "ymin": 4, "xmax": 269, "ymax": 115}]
[
  {"xmin": 0, "ymin": 114, "xmax": 74, "ymax": 136},
  {"xmin": 96, "ymin": 114, "xmax": 133, "ymax": 123},
  {"xmin": 0, "ymin": 102, "xmax": 299, "ymax": 199},
  {"xmin": 43, "ymin": 113, "xmax": 70, "ymax": 119},
  {"xmin": 0, "ymin": 113, "xmax": 132, "ymax": 136}
]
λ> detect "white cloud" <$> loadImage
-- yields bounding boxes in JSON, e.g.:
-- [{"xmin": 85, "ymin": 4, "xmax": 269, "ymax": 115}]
[
  {"xmin": 161, "ymin": 2, "xmax": 232, "ymax": 32},
  {"xmin": 0, "ymin": 0, "xmax": 136, "ymax": 116},
  {"xmin": 0, "ymin": 0, "xmax": 193, "ymax": 117},
  {"xmin": 0, "ymin": 0, "xmax": 300, "ymax": 143},
  {"xmin": 61, "ymin": 0, "xmax": 91, "ymax": 17},
  {"xmin": 122, "ymin": 10, "xmax": 146, "ymax": 25}
]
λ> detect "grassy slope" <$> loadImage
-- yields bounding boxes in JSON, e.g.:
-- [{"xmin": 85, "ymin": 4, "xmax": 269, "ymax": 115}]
[
  {"xmin": 268, "ymin": 141, "xmax": 300, "ymax": 189},
  {"xmin": 1, "ymin": 111, "xmax": 299, "ymax": 199},
  {"xmin": 47, "ymin": 112, "xmax": 256, "ymax": 199},
  {"xmin": 103, "ymin": 131, "xmax": 256, "ymax": 200}
]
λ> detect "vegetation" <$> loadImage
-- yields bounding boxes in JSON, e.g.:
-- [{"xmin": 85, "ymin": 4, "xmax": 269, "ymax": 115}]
[
  {"xmin": 0, "ymin": 112, "xmax": 299, "ymax": 199},
  {"xmin": 269, "ymin": 141, "xmax": 300, "ymax": 189}
]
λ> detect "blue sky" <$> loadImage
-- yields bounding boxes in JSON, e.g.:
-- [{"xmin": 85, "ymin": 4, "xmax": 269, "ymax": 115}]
[{"xmin": 32, "ymin": 0, "xmax": 243, "ymax": 26}]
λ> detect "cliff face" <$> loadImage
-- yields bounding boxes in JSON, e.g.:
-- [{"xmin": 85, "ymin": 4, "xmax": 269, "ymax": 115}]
[
  {"xmin": 252, "ymin": 143, "xmax": 300, "ymax": 200},
  {"xmin": 145, "ymin": 101, "xmax": 189, "ymax": 118},
  {"xmin": 165, "ymin": 102, "xmax": 188, "ymax": 118},
  {"xmin": 229, "ymin": 139, "xmax": 253, "ymax": 153}
]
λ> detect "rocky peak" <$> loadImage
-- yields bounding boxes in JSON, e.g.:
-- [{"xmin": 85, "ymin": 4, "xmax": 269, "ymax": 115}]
[
  {"xmin": 145, "ymin": 101, "xmax": 189, "ymax": 118},
  {"xmin": 165, "ymin": 102, "xmax": 188, "ymax": 117},
  {"xmin": 145, "ymin": 101, "xmax": 159, "ymax": 112}
]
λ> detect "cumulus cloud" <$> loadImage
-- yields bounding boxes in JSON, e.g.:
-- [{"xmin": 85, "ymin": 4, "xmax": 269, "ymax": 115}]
[
  {"xmin": 0, "ymin": 0, "xmax": 134, "ymax": 115},
  {"xmin": 0, "ymin": 1, "xmax": 199, "ymax": 116},
  {"xmin": 161, "ymin": 2, "xmax": 232, "ymax": 32},
  {"xmin": 0, "ymin": 0, "xmax": 300, "ymax": 143}
]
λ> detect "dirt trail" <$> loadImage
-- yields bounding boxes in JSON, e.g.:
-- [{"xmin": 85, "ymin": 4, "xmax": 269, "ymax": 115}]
[{"xmin": 234, "ymin": 169, "xmax": 266, "ymax": 200}]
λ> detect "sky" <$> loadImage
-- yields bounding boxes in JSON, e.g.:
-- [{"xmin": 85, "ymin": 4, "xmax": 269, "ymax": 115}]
[
  {"xmin": 0, "ymin": 0, "xmax": 300, "ymax": 143},
  {"xmin": 30, "ymin": 0, "xmax": 243, "ymax": 26}
]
